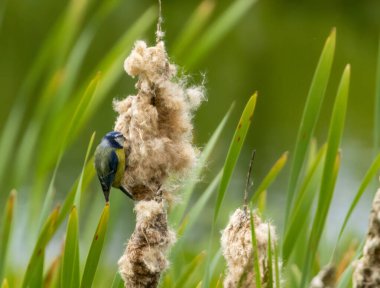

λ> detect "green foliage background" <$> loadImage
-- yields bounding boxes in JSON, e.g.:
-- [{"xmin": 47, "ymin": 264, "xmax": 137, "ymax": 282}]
[{"xmin": 0, "ymin": 0, "xmax": 380, "ymax": 287}]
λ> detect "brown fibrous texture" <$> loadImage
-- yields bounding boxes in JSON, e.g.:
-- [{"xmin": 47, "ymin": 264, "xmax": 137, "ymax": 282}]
[
  {"xmin": 353, "ymin": 188, "xmax": 380, "ymax": 288},
  {"xmin": 221, "ymin": 208, "xmax": 279, "ymax": 288},
  {"xmin": 118, "ymin": 200, "xmax": 176, "ymax": 287},
  {"xmin": 309, "ymin": 264, "xmax": 336, "ymax": 288},
  {"xmin": 113, "ymin": 40, "xmax": 204, "ymax": 201},
  {"xmin": 116, "ymin": 40, "xmax": 204, "ymax": 288}
]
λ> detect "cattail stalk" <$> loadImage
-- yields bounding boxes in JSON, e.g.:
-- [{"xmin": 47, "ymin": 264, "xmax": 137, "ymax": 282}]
[
  {"xmin": 353, "ymin": 188, "xmax": 380, "ymax": 287},
  {"xmin": 115, "ymin": 29, "xmax": 204, "ymax": 286}
]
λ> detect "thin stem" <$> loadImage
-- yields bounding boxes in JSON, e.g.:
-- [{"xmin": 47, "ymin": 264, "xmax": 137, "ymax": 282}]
[
  {"xmin": 156, "ymin": 0, "xmax": 163, "ymax": 43},
  {"xmin": 244, "ymin": 150, "xmax": 256, "ymax": 212}
]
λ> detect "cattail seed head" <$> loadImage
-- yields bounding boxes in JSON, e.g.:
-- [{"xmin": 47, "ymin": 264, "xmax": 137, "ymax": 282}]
[
  {"xmin": 114, "ymin": 40, "xmax": 204, "ymax": 200},
  {"xmin": 221, "ymin": 208, "xmax": 279, "ymax": 288},
  {"xmin": 116, "ymin": 39, "xmax": 204, "ymax": 287},
  {"xmin": 353, "ymin": 188, "xmax": 380, "ymax": 287},
  {"xmin": 118, "ymin": 200, "xmax": 176, "ymax": 287}
]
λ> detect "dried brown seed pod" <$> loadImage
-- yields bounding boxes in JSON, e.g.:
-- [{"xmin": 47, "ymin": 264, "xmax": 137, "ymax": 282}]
[{"xmin": 221, "ymin": 208, "xmax": 279, "ymax": 288}]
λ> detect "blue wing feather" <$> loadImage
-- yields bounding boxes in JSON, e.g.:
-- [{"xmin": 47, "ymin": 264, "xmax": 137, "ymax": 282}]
[
  {"xmin": 109, "ymin": 150, "xmax": 119, "ymax": 174},
  {"xmin": 98, "ymin": 150, "xmax": 119, "ymax": 192}
]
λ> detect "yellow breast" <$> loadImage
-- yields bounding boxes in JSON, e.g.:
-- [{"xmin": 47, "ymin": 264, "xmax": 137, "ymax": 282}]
[{"xmin": 113, "ymin": 148, "xmax": 126, "ymax": 188}]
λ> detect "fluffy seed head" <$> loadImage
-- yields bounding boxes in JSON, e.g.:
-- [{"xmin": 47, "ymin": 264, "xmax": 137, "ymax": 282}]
[
  {"xmin": 118, "ymin": 200, "xmax": 176, "ymax": 287},
  {"xmin": 353, "ymin": 188, "xmax": 380, "ymax": 287},
  {"xmin": 221, "ymin": 208, "xmax": 279, "ymax": 288},
  {"xmin": 114, "ymin": 40, "xmax": 205, "ymax": 200}
]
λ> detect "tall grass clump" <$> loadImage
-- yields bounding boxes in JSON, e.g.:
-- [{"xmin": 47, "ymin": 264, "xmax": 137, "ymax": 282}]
[{"xmin": 1, "ymin": 0, "xmax": 380, "ymax": 287}]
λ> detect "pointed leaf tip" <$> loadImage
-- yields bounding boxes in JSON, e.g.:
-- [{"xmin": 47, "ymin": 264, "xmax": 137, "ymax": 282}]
[{"xmin": 330, "ymin": 27, "xmax": 336, "ymax": 38}]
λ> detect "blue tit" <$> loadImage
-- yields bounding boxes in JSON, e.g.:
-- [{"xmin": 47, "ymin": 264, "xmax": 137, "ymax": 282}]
[{"xmin": 94, "ymin": 131, "xmax": 134, "ymax": 202}]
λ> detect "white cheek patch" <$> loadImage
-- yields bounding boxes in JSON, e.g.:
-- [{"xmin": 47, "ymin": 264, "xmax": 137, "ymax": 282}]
[{"xmin": 116, "ymin": 138, "xmax": 125, "ymax": 146}]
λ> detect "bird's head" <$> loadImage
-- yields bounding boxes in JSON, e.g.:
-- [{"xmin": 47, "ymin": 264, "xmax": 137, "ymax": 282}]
[{"xmin": 104, "ymin": 131, "xmax": 125, "ymax": 149}]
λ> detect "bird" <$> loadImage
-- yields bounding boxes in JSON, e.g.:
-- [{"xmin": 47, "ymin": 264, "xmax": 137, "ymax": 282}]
[{"xmin": 94, "ymin": 131, "xmax": 134, "ymax": 202}]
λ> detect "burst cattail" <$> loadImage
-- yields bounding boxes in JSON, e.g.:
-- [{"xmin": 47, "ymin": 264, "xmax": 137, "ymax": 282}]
[
  {"xmin": 118, "ymin": 200, "xmax": 176, "ymax": 287},
  {"xmin": 221, "ymin": 208, "xmax": 278, "ymax": 288},
  {"xmin": 353, "ymin": 188, "xmax": 380, "ymax": 287},
  {"xmin": 113, "ymin": 40, "xmax": 204, "ymax": 201},
  {"xmin": 115, "ymin": 37, "xmax": 204, "ymax": 287},
  {"xmin": 309, "ymin": 264, "xmax": 336, "ymax": 288}
]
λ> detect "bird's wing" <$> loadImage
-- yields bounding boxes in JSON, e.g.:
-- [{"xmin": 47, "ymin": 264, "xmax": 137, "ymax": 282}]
[{"xmin": 98, "ymin": 151, "xmax": 119, "ymax": 192}]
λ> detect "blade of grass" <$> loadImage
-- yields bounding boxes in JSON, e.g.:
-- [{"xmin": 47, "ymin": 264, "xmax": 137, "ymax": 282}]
[
  {"xmin": 40, "ymin": 7, "xmax": 156, "ymax": 179},
  {"xmin": 12, "ymin": 73, "xmax": 62, "ymax": 186},
  {"xmin": 38, "ymin": 154, "xmax": 62, "ymax": 231},
  {"xmin": 81, "ymin": 204, "xmax": 110, "ymax": 288},
  {"xmin": 35, "ymin": 6, "xmax": 156, "ymax": 181},
  {"xmin": 301, "ymin": 64, "xmax": 350, "ymax": 286},
  {"xmin": 1, "ymin": 279, "xmax": 8, "ymax": 288},
  {"xmin": 62, "ymin": 206, "xmax": 80, "ymax": 288},
  {"xmin": 21, "ymin": 136, "xmax": 94, "ymax": 288},
  {"xmin": 57, "ymin": 156, "xmax": 96, "ymax": 229},
  {"xmin": 201, "ymin": 249, "xmax": 222, "ymax": 288},
  {"xmin": 110, "ymin": 272, "xmax": 124, "ymax": 288},
  {"xmin": 32, "ymin": 1, "xmax": 116, "ymax": 185},
  {"xmin": 14, "ymin": 0, "xmax": 114, "ymax": 188},
  {"xmin": 172, "ymin": 0, "xmax": 215, "ymax": 58},
  {"xmin": 274, "ymin": 243, "xmax": 280, "ymax": 288},
  {"xmin": 333, "ymin": 152, "xmax": 380, "ymax": 257},
  {"xmin": 0, "ymin": 190, "xmax": 16, "ymax": 281},
  {"xmin": 171, "ymin": 171, "xmax": 221, "ymax": 277},
  {"xmin": 35, "ymin": 133, "xmax": 95, "ymax": 244},
  {"xmin": 0, "ymin": 102, "xmax": 25, "ymax": 197},
  {"xmin": 204, "ymin": 94, "xmax": 256, "ymax": 288},
  {"xmin": 0, "ymin": 0, "xmax": 92, "ymax": 189},
  {"xmin": 49, "ymin": 0, "xmax": 93, "ymax": 69},
  {"xmin": 284, "ymin": 29, "xmax": 336, "ymax": 228},
  {"xmin": 22, "ymin": 206, "xmax": 60, "ymax": 288},
  {"xmin": 9, "ymin": 0, "xmax": 93, "ymax": 187},
  {"xmin": 44, "ymin": 254, "xmax": 62, "ymax": 288},
  {"xmin": 336, "ymin": 240, "xmax": 363, "ymax": 288},
  {"xmin": 209, "ymin": 249, "xmax": 222, "ymax": 281},
  {"xmin": 182, "ymin": 170, "xmax": 222, "ymax": 234},
  {"xmin": 29, "ymin": 250, "xmax": 44, "ymax": 288},
  {"xmin": 249, "ymin": 207, "xmax": 262, "ymax": 288},
  {"xmin": 288, "ymin": 264, "xmax": 302, "ymax": 288},
  {"xmin": 52, "ymin": 0, "xmax": 119, "ymax": 109},
  {"xmin": 174, "ymin": 251, "xmax": 206, "ymax": 288},
  {"xmin": 38, "ymin": 68, "xmax": 100, "ymax": 175},
  {"xmin": 171, "ymin": 105, "xmax": 233, "ymax": 225},
  {"xmin": 257, "ymin": 190, "xmax": 266, "ymax": 214},
  {"xmin": 250, "ymin": 151, "xmax": 288, "ymax": 203},
  {"xmin": 185, "ymin": 0, "xmax": 258, "ymax": 68},
  {"xmin": 282, "ymin": 144, "xmax": 326, "ymax": 261},
  {"xmin": 74, "ymin": 132, "xmax": 96, "ymax": 211},
  {"xmin": 215, "ymin": 274, "xmax": 223, "ymax": 288},
  {"xmin": 214, "ymin": 93, "xmax": 257, "ymax": 223},
  {"xmin": 302, "ymin": 152, "xmax": 342, "ymax": 286},
  {"xmin": 37, "ymin": 0, "xmax": 115, "ymax": 175}
]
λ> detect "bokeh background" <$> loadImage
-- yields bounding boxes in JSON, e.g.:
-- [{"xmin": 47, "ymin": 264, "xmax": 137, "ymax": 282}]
[{"xmin": 1, "ymin": 0, "xmax": 380, "ymax": 285}]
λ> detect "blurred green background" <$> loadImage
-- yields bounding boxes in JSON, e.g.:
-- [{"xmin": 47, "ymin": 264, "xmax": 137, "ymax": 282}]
[{"xmin": 1, "ymin": 0, "xmax": 380, "ymax": 285}]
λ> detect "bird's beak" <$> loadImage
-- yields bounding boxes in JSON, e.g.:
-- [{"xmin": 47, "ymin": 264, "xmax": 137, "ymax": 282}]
[{"xmin": 103, "ymin": 190, "xmax": 110, "ymax": 203}]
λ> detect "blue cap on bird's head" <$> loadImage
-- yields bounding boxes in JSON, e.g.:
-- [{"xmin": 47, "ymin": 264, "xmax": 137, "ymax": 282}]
[{"xmin": 104, "ymin": 131, "xmax": 125, "ymax": 148}]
